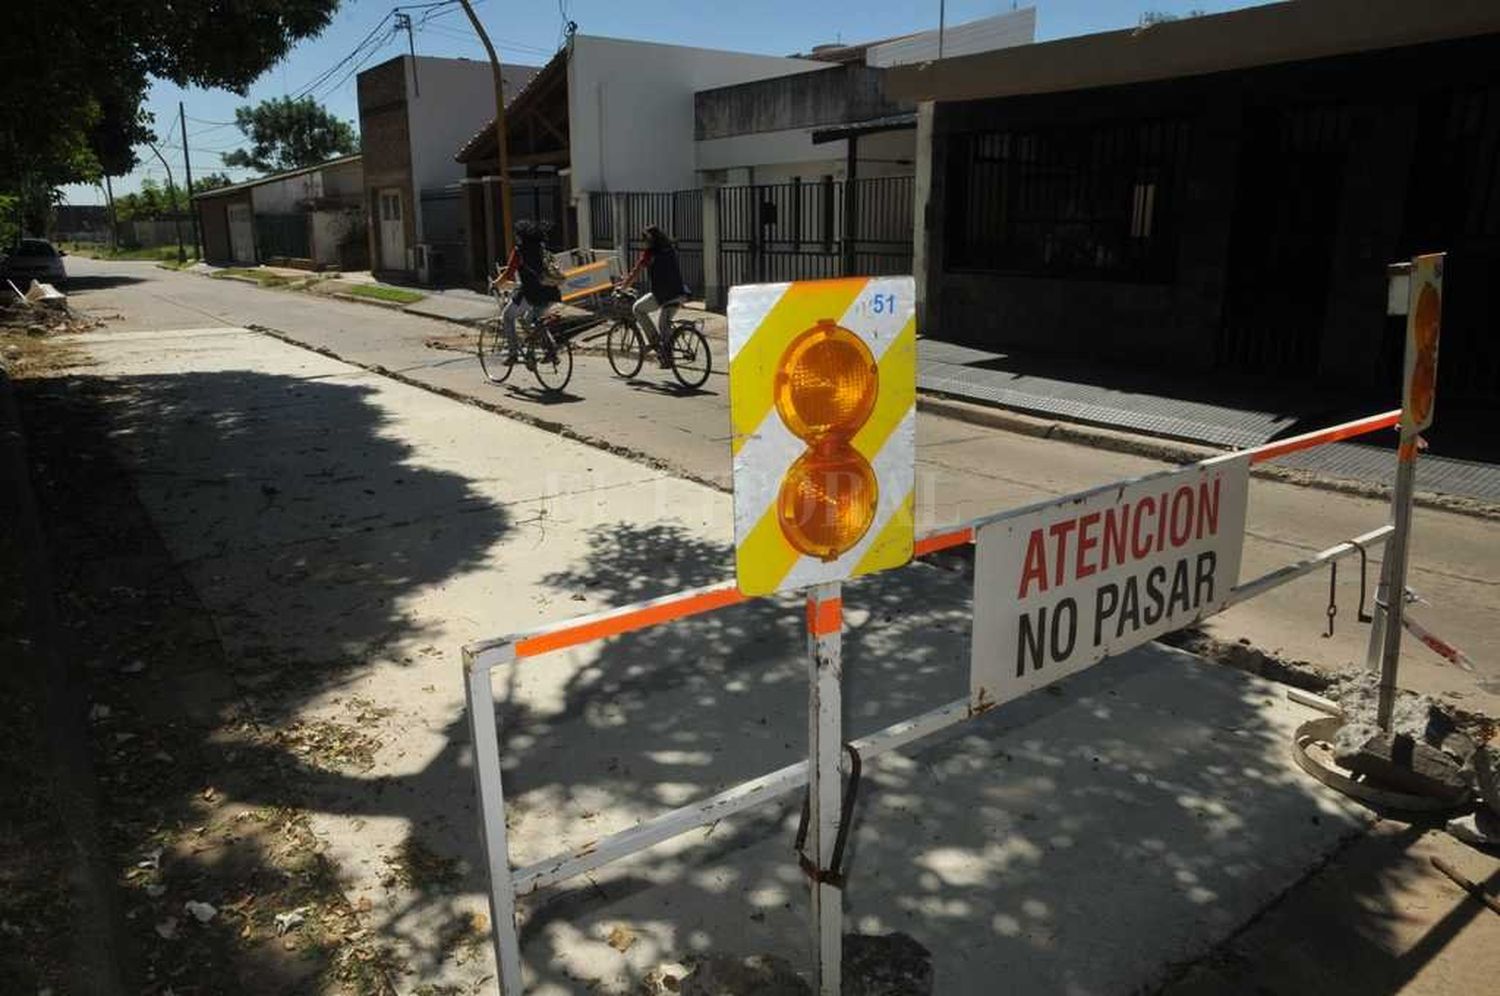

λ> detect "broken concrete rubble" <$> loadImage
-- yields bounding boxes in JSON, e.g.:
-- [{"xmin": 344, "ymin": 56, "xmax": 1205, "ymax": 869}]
[
  {"xmin": 1338, "ymin": 731, "xmax": 1471, "ymax": 805},
  {"xmin": 1475, "ymin": 745, "xmax": 1500, "ymax": 821}
]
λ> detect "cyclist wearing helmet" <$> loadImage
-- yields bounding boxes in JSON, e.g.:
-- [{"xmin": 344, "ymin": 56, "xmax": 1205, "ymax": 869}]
[{"xmin": 618, "ymin": 225, "xmax": 689, "ymax": 364}]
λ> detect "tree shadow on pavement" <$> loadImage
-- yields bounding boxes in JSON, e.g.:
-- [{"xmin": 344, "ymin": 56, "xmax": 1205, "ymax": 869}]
[
  {"xmin": 15, "ymin": 353, "xmax": 1440, "ymax": 994},
  {"xmin": 402, "ymin": 521, "xmax": 1384, "ymax": 994},
  {"xmin": 14, "ymin": 364, "xmax": 511, "ymax": 993},
  {"xmin": 60, "ymin": 273, "xmax": 147, "ymax": 292}
]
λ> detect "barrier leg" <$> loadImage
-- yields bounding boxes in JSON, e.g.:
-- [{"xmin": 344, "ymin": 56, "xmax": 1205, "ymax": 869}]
[
  {"xmin": 463, "ymin": 646, "xmax": 525, "ymax": 994},
  {"xmin": 806, "ymin": 582, "xmax": 844, "ymax": 995},
  {"xmin": 1375, "ymin": 438, "xmax": 1420, "ymax": 729},
  {"xmin": 1363, "ymin": 558, "xmax": 1390, "ymax": 674}
]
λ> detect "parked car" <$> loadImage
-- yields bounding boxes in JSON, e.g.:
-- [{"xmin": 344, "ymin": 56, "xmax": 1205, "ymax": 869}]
[{"xmin": 1, "ymin": 238, "xmax": 68, "ymax": 289}]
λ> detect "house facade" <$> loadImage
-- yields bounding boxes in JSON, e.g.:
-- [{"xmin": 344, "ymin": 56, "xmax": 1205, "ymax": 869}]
[
  {"xmin": 357, "ymin": 55, "xmax": 538, "ymax": 284},
  {"xmin": 454, "ymin": 33, "xmax": 828, "ymax": 285},
  {"xmin": 693, "ymin": 9, "xmax": 1036, "ymax": 187},
  {"xmin": 891, "ymin": 0, "xmax": 1500, "ymax": 406},
  {"xmin": 193, "ymin": 155, "xmax": 365, "ymax": 269},
  {"xmin": 453, "ymin": 17, "xmax": 1036, "ymax": 303}
]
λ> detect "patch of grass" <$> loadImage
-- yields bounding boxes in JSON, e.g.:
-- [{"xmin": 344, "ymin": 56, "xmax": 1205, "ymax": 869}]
[
  {"xmin": 60, "ymin": 243, "xmax": 198, "ymax": 263},
  {"xmin": 345, "ymin": 283, "xmax": 425, "ymax": 305},
  {"xmin": 212, "ymin": 267, "xmax": 291, "ymax": 288}
]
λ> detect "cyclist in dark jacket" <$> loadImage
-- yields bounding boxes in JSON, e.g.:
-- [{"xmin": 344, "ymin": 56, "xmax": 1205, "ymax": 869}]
[
  {"xmin": 492, "ymin": 221, "xmax": 562, "ymax": 356},
  {"xmin": 618, "ymin": 225, "xmax": 689, "ymax": 363}
]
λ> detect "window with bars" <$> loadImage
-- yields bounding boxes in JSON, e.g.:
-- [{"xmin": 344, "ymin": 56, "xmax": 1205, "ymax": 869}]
[{"xmin": 945, "ymin": 117, "xmax": 1189, "ymax": 281}]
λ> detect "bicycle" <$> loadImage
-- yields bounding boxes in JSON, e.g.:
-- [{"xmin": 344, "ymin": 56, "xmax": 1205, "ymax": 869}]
[
  {"xmin": 478, "ymin": 286, "xmax": 574, "ymax": 394},
  {"xmin": 603, "ymin": 289, "xmax": 713, "ymax": 390}
]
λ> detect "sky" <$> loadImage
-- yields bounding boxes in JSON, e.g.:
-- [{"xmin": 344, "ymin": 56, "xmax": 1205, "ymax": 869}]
[{"xmin": 62, "ymin": 0, "xmax": 1273, "ymax": 205}]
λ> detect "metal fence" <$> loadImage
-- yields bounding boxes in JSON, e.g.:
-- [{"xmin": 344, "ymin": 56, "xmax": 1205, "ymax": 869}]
[
  {"xmin": 580, "ymin": 179, "xmax": 913, "ymax": 309},
  {"xmin": 589, "ymin": 194, "xmax": 614, "ymax": 250},
  {"xmin": 718, "ymin": 176, "xmax": 914, "ymax": 290}
]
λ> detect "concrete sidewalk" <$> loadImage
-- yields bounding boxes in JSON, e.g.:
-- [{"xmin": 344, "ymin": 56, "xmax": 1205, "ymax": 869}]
[
  {"xmin": 61, "ymin": 324, "xmax": 1385, "ymax": 995},
  {"xmin": 403, "ymin": 286, "xmax": 497, "ymax": 324}
]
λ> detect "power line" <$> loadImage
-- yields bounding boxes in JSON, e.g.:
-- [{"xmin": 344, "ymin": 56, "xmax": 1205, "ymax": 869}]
[
  {"xmin": 419, "ymin": 21, "xmax": 553, "ymax": 57},
  {"xmin": 318, "ymin": 26, "xmax": 399, "ymax": 99},
  {"xmin": 290, "ymin": 12, "xmax": 397, "ymax": 100}
]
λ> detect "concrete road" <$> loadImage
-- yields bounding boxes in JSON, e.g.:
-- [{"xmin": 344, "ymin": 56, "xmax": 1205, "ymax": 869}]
[
  {"xmin": 52, "ymin": 321, "xmax": 1379, "ymax": 995},
  {"xmin": 66, "ymin": 257, "xmax": 1499, "ymax": 716}
]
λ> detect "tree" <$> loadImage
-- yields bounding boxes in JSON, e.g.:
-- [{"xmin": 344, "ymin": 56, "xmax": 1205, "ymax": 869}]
[
  {"xmin": 192, "ymin": 173, "xmax": 235, "ymax": 195},
  {"xmin": 222, "ymin": 97, "xmax": 359, "ymax": 174},
  {"xmin": 1, "ymin": 2, "xmax": 341, "ymax": 212},
  {"xmin": 114, "ymin": 179, "xmax": 186, "ymax": 222}
]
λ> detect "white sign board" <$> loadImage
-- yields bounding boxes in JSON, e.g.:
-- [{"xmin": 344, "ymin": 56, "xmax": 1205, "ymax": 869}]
[{"xmin": 970, "ymin": 455, "xmax": 1251, "ymax": 710}]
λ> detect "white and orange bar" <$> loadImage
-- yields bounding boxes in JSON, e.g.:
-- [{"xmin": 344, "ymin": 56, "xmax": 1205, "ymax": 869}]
[
  {"xmin": 462, "ymin": 408, "xmax": 1403, "ymax": 994},
  {"xmin": 467, "ymin": 409, "xmax": 1401, "ymax": 666}
]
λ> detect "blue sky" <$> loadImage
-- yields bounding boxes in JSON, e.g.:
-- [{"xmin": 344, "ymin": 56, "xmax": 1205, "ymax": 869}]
[{"xmin": 64, "ymin": 0, "xmax": 1271, "ymax": 205}]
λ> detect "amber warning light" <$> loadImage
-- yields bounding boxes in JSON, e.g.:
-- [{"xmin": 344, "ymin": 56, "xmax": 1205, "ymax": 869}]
[
  {"xmin": 728, "ymin": 274, "xmax": 915, "ymax": 597},
  {"xmin": 774, "ymin": 320, "xmax": 879, "ymax": 561}
]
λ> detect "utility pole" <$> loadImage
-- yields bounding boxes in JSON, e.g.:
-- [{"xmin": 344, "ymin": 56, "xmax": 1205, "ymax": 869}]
[
  {"xmin": 103, "ymin": 174, "xmax": 118, "ymax": 253},
  {"xmin": 179, "ymin": 102, "xmax": 201, "ymax": 260},
  {"xmin": 938, "ymin": 0, "xmax": 946, "ymax": 60},
  {"xmin": 458, "ymin": 0, "xmax": 513, "ymax": 261},
  {"xmin": 395, "ymin": 12, "xmax": 419, "ymax": 96},
  {"xmin": 146, "ymin": 141, "xmax": 187, "ymax": 264}
]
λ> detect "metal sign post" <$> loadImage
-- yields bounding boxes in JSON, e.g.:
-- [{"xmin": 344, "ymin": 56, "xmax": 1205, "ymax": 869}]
[
  {"xmin": 1372, "ymin": 252, "xmax": 1443, "ymax": 729},
  {"xmin": 804, "ymin": 582, "xmax": 845, "ymax": 995}
]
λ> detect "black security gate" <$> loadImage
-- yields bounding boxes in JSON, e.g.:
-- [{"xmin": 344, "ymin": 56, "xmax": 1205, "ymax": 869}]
[
  {"xmin": 254, "ymin": 213, "xmax": 310, "ymax": 261},
  {"xmin": 717, "ymin": 176, "xmax": 913, "ymax": 288},
  {"xmin": 419, "ymin": 187, "xmax": 466, "ymax": 286},
  {"xmin": 1400, "ymin": 82, "xmax": 1500, "ymax": 405},
  {"xmin": 1219, "ymin": 104, "xmax": 1353, "ymax": 376},
  {"xmin": 589, "ymin": 194, "xmax": 615, "ymax": 250}
]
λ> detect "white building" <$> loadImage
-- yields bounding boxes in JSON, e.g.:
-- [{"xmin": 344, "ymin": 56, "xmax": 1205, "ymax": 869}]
[
  {"xmin": 455, "ymin": 32, "xmax": 828, "ymax": 281},
  {"xmin": 693, "ymin": 8, "xmax": 1037, "ymax": 187}
]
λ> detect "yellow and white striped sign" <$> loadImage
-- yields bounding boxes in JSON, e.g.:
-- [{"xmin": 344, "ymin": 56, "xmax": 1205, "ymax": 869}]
[{"xmin": 728, "ymin": 276, "xmax": 916, "ymax": 597}]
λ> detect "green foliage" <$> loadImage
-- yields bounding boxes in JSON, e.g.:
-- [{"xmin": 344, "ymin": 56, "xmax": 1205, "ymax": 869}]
[
  {"xmin": 1, "ymin": 2, "xmax": 341, "ymax": 210},
  {"xmin": 113, "ymin": 179, "xmax": 187, "ymax": 222},
  {"xmin": 193, "ymin": 173, "xmax": 235, "ymax": 195},
  {"xmin": 222, "ymin": 97, "xmax": 359, "ymax": 174},
  {"xmin": 345, "ymin": 284, "xmax": 425, "ymax": 305}
]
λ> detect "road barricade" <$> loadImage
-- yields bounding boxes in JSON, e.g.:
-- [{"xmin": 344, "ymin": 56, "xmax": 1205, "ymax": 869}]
[{"xmin": 461, "ymin": 405, "xmax": 1428, "ymax": 994}]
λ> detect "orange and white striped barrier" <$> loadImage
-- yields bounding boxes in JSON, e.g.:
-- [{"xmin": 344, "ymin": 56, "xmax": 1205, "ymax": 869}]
[{"xmin": 461, "ymin": 397, "xmax": 1425, "ymax": 995}]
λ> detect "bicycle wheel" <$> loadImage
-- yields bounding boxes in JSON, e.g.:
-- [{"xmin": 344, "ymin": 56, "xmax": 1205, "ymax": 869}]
[
  {"xmin": 530, "ymin": 330, "xmax": 574, "ymax": 393},
  {"xmin": 606, "ymin": 321, "xmax": 645, "ymax": 378},
  {"xmin": 477, "ymin": 322, "xmax": 516, "ymax": 384},
  {"xmin": 669, "ymin": 323, "xmax": 712, "ymax": 389}
]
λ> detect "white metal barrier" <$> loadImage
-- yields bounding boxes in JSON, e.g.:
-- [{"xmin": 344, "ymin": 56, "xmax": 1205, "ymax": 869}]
[{"xmin": 460, "ymin": 405, "xmax": 1444, "ymax": 994}]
